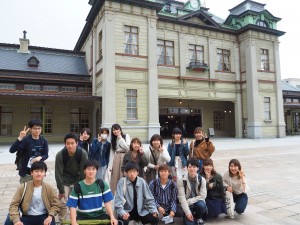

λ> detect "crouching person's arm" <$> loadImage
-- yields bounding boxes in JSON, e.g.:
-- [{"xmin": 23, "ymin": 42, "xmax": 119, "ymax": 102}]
[
  {"xmin": 104, "ymin": 201, "xmax": 118, "ymax": 225},
  {"xmin": 9, "ymin": 184, "xmax": 25, "ymax": 225},
  {"xmin": 70, "ymin": 207, "xmax": 78, "ymax": 225}
]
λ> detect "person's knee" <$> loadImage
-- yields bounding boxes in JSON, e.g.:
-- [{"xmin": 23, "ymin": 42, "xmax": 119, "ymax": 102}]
[{"xmin": 235, "ymin": 204, "xmax": 246, "ymax": 214}]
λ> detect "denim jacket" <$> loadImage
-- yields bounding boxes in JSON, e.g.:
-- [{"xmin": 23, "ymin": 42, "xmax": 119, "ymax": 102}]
[
  {"xmin": 167, "ymin": 141, "xmax": 189, "ymax": 167},
  {"xmin": 89, "ymin": 138, "xmax": 111, "ymax": 167}
]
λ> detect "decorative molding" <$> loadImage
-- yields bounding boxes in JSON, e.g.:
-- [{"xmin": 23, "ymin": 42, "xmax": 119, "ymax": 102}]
[
  {"xmin": 116, "ymin": 66, "xmax": 148, "ymax": 71},
  {"xmin": 115, "ymin": 53, "xmax": 148, "ymax": 58}
]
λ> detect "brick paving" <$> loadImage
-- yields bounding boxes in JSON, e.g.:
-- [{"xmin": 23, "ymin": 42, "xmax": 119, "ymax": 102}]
[{"xmin": 1, "ymin": 137, "xmax": 300, "ymax": 224}]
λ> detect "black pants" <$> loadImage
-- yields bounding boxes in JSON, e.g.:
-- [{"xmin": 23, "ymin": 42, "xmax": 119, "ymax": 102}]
[{"xmin": 119, "ymin": 210, "xmax": 158, "ymax": 225}]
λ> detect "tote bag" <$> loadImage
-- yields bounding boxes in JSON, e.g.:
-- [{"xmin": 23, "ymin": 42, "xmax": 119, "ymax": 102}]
[{"xmin": 224, "ymin": 191, "xmax": 234, "ymax": 218}]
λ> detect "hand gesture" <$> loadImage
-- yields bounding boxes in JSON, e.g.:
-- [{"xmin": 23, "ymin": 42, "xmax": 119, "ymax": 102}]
[
  {"xmin": 182, "ymin": 138, "xmax": 188, "ymax": 145},
  {"xmin": 158, "ymin": 207, "xmax": 165, "ymax": 215},
  {"xmin": 139, "ymin": 147, "xmax": 144, "ymax": 154},
  {"xmin": 186, "ymin": 213, "xmax": 194, "ymax": 221},
  {"xmin": 98, "ymin": 134, "xmax": 101, "ymax": 142},
  {"xmin": 122, "ymin": 212, "xmax": 130, "ymax": 220},
  {"xmin": 18, "ymin": 126, "xmax": 30, "ymax": 141},
  {"xmin": 238, "ymin": 170, "xmax": 245, "ymax": 178}
]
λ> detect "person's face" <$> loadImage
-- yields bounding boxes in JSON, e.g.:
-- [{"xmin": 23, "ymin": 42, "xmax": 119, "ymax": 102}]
[
  {"xmin": 194, "ymin": 131, "xmax": 203, "ymax": 140},
  {"xmin": 159, "ymin": 169, "xmax": 170, "ymax": 180},
  {"xmin": 152, "ymin": 139, "xmax": 161, "ymax": 149},
  {"xmin": 84, "ymin": 166, "xmax": 97, "ymax": 179},
  {"xmin": 101, "ymin": 131, "xmax": 109, "ymax": 140},
  {"xmin": 113, "ymin": 128, "xmax": 121, "ymax": 137},
  {"xmin": 174, "ymin": 133, "xmax": 181, "ymax": 140},
  {"xmin": 65, "ymin": 138, "xmax": 78, "ymax": 154},
  {"xmin": 132, "ymin": 141, "xmax": 141, "ymax": 152},
  {"xmin": 31, "ymin": 125, "xmax": 42, "ymax": 137},
  {"xmin": 187, "ymin": 164, "xmax": 198, "ymax": 177},
  {"xmin": 127, "ymin": 169, "xmax": 139, "ymax": 181},
  {"xmin": 203, "ymin": 164, "xmax": 213, "ymax": 175},
  {"xmin": 31, "ymin": 169, "xmax": 46, "ymax": 181},
  {"xmin": 81, "ymin": 131, "xmax": 90, "ymax": 141},
  {"xmin": 229, "ymin": 163, "xmax": 239, "ymax": 175}
]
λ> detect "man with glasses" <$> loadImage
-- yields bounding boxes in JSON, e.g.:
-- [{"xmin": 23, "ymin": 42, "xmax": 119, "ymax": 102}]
[{"xmin": 9, "ymin": 119, "xmax": 49, "ymax": 183}]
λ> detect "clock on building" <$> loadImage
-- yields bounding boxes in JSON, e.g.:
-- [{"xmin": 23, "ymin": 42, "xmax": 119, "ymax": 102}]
[{"xmin": 190, "ymin": 0, "xmax": 200, "ymax": 10}]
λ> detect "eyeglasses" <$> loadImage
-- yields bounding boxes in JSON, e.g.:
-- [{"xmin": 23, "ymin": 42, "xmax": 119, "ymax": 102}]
[{"xmin": 32, "ymin": 127, "xmax": 42, "ymax": 130}]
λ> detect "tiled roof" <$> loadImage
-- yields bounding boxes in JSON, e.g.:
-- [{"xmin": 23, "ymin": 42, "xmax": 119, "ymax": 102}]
[
  {"xmin": 0, "ymin": 44, "xmax": 88, "ymax": 75},
  {"xmin": 281, "ymin": 80, "xmax": 300, "ymax": 92}
]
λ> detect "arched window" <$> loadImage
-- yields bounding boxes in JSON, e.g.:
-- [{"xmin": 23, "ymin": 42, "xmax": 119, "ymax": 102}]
[
  {"xmin": 256, "ymin": 20, "xmax": 268, "ymax": 28},
  {"xmin": 27, "ymin": 56, "xmax": 40, "ymax": 67}
]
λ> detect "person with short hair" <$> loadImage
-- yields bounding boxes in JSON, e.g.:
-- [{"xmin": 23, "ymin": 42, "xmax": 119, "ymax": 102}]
[
  {"xmin": 114, "ymin": 163, "xmax": 158, "ymax": 225},
  {"xmin": 89, "ymin": 127, "xmax": 111, "ymax": 180},
  {"xmin": 9, "ymin": 119, "xmax": 49, "ymax": 183},
  {"xmin": 66, "ymin": 160, "xmax": 118, "ymax": 225},
  {"xmin": 78, "ymin": 128, "xmax": 92, "ymax": 154},
  {"xmin": 177, "ymin": 158, "xmax": 207, "ymax": 225},
  {"xmin": 8, "ymin": 161, "xmax": 60, "ymax": 225},
  {"xmin": 55, "ymin": 132, "xmax": 88, "ymax": 222},
  {"xmin": 149, "ymin": 164, "xmax": 184, "ymax": 220}
]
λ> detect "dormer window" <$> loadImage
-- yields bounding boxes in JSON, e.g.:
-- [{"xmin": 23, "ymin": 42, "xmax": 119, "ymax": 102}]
[
  {"xmin": 27, "ymin": 56, "xmax": 39, "ymax": 67},
  {"xmin": 256, "ymin": 20, "xmax": 268, "ymax": 28}
]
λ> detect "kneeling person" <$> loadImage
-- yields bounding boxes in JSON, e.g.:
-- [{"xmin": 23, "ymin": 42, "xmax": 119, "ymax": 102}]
[
  {"xmin": 115, "ymin": 163, "xmax": 158, "ymax": 225},
  {"xmin": 66, "ymin": 160, "xmax": 118, "ymax": 225}
]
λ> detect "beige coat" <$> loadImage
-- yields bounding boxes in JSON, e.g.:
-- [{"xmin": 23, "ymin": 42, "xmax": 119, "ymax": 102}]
[{"xmin": 9, "ymin": 180, "xmax": 60, "ymax": 224}]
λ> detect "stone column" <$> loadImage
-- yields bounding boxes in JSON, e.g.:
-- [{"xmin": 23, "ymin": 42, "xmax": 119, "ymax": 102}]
[
  {"xmin": 179, "ymin": 33, "xmax": 186, "ymax": 77},
  {"xmin": 101, "ymin": 11, "xmax": 116, "ymax": 129},
  {"xmin": 147, "ymin": 17, "xmax": 160, "ymax": 140},
  {"xmin": 208, "ymin": 38, "xmax": 215, "ymax": 79},
  {"xmin": 274, "ymin": 42, "xmax": 286, "ymax": 137},
  {"xmin": 245, "ymin": 39, "xmax": 262, "ymax": 138}
]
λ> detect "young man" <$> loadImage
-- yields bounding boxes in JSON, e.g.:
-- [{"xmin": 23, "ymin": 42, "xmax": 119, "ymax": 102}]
[
  {"xmin": 9, "ymin": 119, "xmax": 49, "ymax": 183},
  {"xmin": 177, "ymin": 158, "xmax": 207, "ymax": 225},
  {"xmin": 55, "ymin": 133, "xmax": 88, "ymax": 222},
  {"xmin": 189, "ymin": 127, "xmax": 215, "ymax": 169},
  {"xmin": 66, "ymin": 160, "xmax": 118, "ymax": 225},
  {"xmin": 8, "ymin": 161, "xmax": 60, "ymax": 225},
  {"xmin": 149, "ymin": 164, "xmax": 183, "ymax": 223},
  {"xmin": 114, "ymin": 163, "xmax": 158, "ymax": 225}
]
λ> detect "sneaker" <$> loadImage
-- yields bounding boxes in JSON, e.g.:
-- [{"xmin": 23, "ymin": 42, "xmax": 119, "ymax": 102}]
[{"xmin": 197, "ymin": 219, "xmax": 205, "ymax": 225}]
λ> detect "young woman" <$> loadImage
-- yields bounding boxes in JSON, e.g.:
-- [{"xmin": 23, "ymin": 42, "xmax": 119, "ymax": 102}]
[
  {"xmin": 78, "ymin": 128, "xmax": 92, "ymax": 154},
  {"xmin": 200, "ymin": 158, "xmax": 226, "ymax": 219},
  {"xmin": 122, "ymin": 137, "xmax": 148, "ymax": 178},
  {"xmin": 89, "ymin": 128, "xmax": 111, "ymax": 180},
  {"xmin": 223, "ymin": 159, "xmax": 249, "ymax": 215},
  {"xmin": 167, "ymin": 128, "xmax": 189, "ymax": 182},
  {"xmin": 108, "ymin": 124, "xmax": 130, "ymax": 194},
  {"xmin": 145, "ymin": 134, "xmax": 170, "ymax": 183}
]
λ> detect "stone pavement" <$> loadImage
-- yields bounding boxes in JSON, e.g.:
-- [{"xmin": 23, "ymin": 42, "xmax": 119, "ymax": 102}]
[{"xmin": 1, "ymin": 137, "xmax": 300, "ymax": 224}]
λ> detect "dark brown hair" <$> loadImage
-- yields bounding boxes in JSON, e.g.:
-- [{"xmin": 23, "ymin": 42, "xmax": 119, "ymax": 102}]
[
  {"xmin": 130, "ymin": 137, "xmax": 142, "ymax": 151},
  {"xmin": 194, "ymin": 127, "xmax": 203, "ymax": 134},
  {"xmin": 158, "ymin": 164, "xmax": 171, "ymax": 174},
  {"xmin": 228, "ymin": 159, "xmax": 242, "ymax": 178},
  {"xmin": 200, "ymin": 158, "xmax": 217, "ymax": 177},
  {"xmin": 150, "ymin": 134, "xmax": 163, "ymax": 147},
  {"xmin": 99, "ymin": 127, "xmax": 109, "ymax": 135}
]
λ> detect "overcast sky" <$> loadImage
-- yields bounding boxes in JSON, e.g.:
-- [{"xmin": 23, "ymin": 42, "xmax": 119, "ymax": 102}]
[{"xmin": 1, "ymin": 0, "xmax": 297, "ymax": 79}]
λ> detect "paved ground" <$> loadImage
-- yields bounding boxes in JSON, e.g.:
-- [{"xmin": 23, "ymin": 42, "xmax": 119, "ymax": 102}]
[{"xmin": 1, "ymin": 136, "xmax": 300, "ymax": 224}]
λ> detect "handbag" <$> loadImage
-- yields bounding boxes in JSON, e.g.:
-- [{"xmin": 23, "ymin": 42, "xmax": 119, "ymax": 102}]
[{"xmin": 224, "ymin": 190, "xmax": 234, "ymax": 218}]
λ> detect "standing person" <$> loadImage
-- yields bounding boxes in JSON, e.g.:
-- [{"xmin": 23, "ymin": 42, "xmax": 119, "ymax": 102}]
[
  {"xmin": 66, "ymin": 160, "xmax": 118, "ymax": 225},
  {"xmin": 89, "ymin": 128, "xmax": 111, "ymax": 180},
  {"xmin": 223, "ymin": 159, "xmax": 249, "ymax": 215},
  {"xmin": 167, "ymin": 128, "xmax": 189, "ymax": 182},
  {"xmin": 145, "ymin": 134, "xmax": 170, "ymax": 183},
  {"xmin": 8, "ymin": 161, "xmax": 60, "ymax": 225},
  {"xmin": 200, "ymin": 158, "xmax": 226, "ymax": 220},
  {"xmin": 9, "ymin": 119, "xmax": 49, "ymax": 183},
  {"xmin": 177, "ymin": 158, "xmax": 207, "ymax": 225},
  {"xmin": 108, "ymin": 123, "xmax": 130, "ymax": 194},
  {"xmin": 149, "ymin": 164, "xmax": 183, "ymax": 221},
  {"xmin": 78, "ymin": 128, "xmax": 92, "ymax": 154},
  {"xmin": 114, "ymin": 163, "xmax": 158, "ymax": 225},
  {"xmin": 55, "ymin": 133, "xmax": 88, "ymax": 222},
  {"xmin": 122, "ymin": 137, "xmax": 148, "ymax": 178},
  {"xmin": 189, "ymin": 127, "xmax": 215, "ymax": 169}
]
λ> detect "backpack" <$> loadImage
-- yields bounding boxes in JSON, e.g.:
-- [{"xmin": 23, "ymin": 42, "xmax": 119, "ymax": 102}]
[
  {"xmin": 73, "ymin": 179, "xmax": 105, "ymax": 205},
  {"xmin": 15, "ymin": 135, "xmax": 45, "ymax": 170},
  {"xmin": 62, "ymin": 147, "xmax": 82, "ymax": 166},
  {"xmin": 183, "ymin": 174, "xmax": 202, "ymax": 194}
]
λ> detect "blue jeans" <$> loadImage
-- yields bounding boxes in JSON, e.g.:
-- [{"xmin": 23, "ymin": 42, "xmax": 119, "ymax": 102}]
[
  {"xmin": 233, "ymin": 193, "xmax": 248, "ymax": 214},
  {"xmin": 183, "ymin": 200, "xmax": 206, "ymax": 225}
]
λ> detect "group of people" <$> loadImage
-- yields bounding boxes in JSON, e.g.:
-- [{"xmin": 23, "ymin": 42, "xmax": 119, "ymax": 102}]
[{"xmin": 5, "ymin": 119, "xmax": 249, "ymax": 225}]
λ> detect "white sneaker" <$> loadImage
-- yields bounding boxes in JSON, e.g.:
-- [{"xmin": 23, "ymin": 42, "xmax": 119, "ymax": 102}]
[{"xmin": 197, "ymin": 219, "xmax": 204, "ymax": 225}]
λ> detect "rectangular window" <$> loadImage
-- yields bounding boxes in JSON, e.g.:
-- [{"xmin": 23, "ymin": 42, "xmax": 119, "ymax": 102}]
[
  {"xmin": 43, "ymin": 85, "xmax": 59, "ymax": 92},
  {"xmin": 157, "ymin": 40, "xmax": 174, "ymax": 66},
  {"xmin": 98, "ymin": 31, "xmax": 103, "ymax": 60},
  {"xmin": 0, "ymin": 83, "xmax": 16, "ymax": 90},
  {"xmin": 260, "ymin": 49, "xmax": 269, "ymax": 71},
  {"xmin": 30, "ymin": 107, "xmax": 53, "ymax": 134},
  {"xmin": 126, "ymin": 89, "xmax": 137, "ymax": 119},
  {"xmin": 189, "ymin": 44, "xmax": 204, "ymax": 64},
  {"xmin": 124, "ymin": 26, "xmax": 138, "ymax": 55},
  {"xmin": 264, "ymin": 97, "xmax": 271, "ymax": 120},
  {"xmin": 70, "ymin": 107, "xmax": 90, "ymax": 133},
  {"xmin": 61, "ymin": 86, "xmax": 76, "ymax": 92},
  {"xmin": 217, "ymin": 49, "xmax": 231, "ymax": 72},
  {"xmin": 78, "ymin": 87, "xmax": 92, "ymax": 94},
  {"xmin": 24, "ymin": 84, "xmax": 40, "ymax": 91},
  {"xmin": 0, "ymin": 105, "xmax": 13, "ymax": 135},
  {"xmin": 213, "ymin": 111, "xmax": 225, "ymax": 131}
]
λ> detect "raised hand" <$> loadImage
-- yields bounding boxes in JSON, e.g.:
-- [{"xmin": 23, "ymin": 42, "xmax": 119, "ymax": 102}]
[
  {"xmin": 18, "ymin": 126, "xmax": 30, "ymax": 141},
  {"xmin": 182, "ymin": 138, "xmax": 188, "ymax": 145}
]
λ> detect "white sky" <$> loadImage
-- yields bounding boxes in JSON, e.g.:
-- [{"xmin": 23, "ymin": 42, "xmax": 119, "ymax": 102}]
[{"xmin": 1, "ymin": 0, "xmax": 297, "ymax": 79}]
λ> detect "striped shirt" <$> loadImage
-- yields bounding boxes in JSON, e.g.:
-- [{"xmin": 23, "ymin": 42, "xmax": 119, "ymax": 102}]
[{"xmin": 149, "ymin": 178, "xmax": 178, "ymax": 213}]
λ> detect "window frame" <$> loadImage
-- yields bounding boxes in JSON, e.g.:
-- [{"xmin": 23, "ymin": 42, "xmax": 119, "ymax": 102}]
[
  {"xmin": 189, "ymin": 44, "xmax": 204, "ymax": 64},
  {"xmin": 70, "ymin": 107, "xmax": 90, "ymax": 133},
  {"xmin": 0, "ymin": 105, "xmax": 13, "ymax": 135},
  {"xmin": 264, "ymin": 97, "xmax": 271, "ymax": 120},
  {"xmin": 217, "ymin": 48, "xmax": 231, "ymax": 72},
  {"xmin": 124, "ymin": 25, "xmax": 139, "ymax": 55},
  {"xmin": 126, "ymin": 89, "xmax": 137, "ymax": 120},
  {"xmin": 157, "ymin": 39, "xmax": 175, "ymax": 66},
  {"xmin": 260, "ymin": 48, "xmax": 270, "ymax": 71},
  {"xmin": 213, "ymin": 110, "xmax": 225, "ymax": 131}
]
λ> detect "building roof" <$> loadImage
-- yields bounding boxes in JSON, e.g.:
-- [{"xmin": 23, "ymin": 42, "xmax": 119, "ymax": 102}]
[
  {"xmin": 281, "ymin": 80, "xmax": 300, "ymax": 92},
  {"xmin": 0, "ymin": 43, "xmax": 88, "ymax": 75}
]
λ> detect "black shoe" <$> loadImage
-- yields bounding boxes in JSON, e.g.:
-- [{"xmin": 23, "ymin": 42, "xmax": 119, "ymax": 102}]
[{"xmin": 197, "ymin": 218, "xmax": 204, "ymax": 225}]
